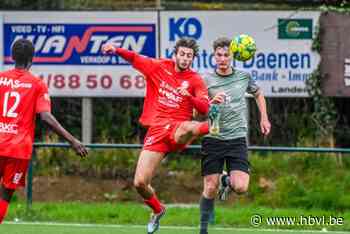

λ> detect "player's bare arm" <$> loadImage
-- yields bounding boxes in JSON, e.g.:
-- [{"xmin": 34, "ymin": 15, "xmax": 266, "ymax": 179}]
[
  {"xmin": 40, "ymin": 112, "xmax": 88, "ymax": 157},
  {"xmin": 253, "ymin": 89, "xmax": 271, "ymax": 136},
  {"xmin": 101, "ymin": 43, "xmax": 155, "ymax": 80}
]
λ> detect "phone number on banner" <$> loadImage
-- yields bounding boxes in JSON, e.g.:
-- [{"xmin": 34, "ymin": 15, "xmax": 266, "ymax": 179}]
[{"xmin": 39, "ymin": 73, "xmax": 146, "ymax": 96}]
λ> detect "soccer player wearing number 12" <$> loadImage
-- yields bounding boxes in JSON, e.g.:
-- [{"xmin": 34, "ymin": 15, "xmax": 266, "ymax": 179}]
[
  {"xmin": 0, "ymin": 39, "xmax": 88, "ymax": 224},
  {"xmin": 102, "ymin": 38, "xmax": 210, "ymax": 234}
]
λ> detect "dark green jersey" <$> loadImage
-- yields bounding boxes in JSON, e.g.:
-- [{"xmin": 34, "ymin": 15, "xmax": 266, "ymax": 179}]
[{"xmin": 203, "ymin": 69, "xmax": 259, "ymax": 140}]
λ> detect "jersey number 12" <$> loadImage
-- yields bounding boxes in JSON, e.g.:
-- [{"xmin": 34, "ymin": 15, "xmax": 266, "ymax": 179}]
[{"xmin": 2, "ymin": 91, "xmax": 20, "ymax": 118}]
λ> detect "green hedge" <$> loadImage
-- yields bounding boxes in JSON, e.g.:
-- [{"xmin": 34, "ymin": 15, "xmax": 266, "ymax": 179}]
[{"xmin": 32, "ymin": 147, "xmax": 350, "ymax": 210}]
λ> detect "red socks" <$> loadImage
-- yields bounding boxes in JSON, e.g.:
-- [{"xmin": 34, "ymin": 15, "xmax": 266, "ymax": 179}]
[
  {"xmin": 0, "ymin": 199, "xmax": 9, "ymax": 223},
  {"xmin": 144, "ymin": 195, "xmax": 164, "ymax": 214},
  {"xmin": 197, "ymin": 122, "xmax": 209, "ymax": 135}
]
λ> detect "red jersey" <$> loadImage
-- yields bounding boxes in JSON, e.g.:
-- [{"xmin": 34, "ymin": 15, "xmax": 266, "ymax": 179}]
[
  {"xmin": 132, "ymin": 54, "xmax": 208, "ymax": 127},
  {"xmin": 0, "ymin": 68, "xmax": 51, "ymax": 160}
]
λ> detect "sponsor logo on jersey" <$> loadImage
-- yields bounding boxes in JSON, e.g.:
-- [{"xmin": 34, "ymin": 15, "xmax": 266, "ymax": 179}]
[
  {"xmin": 181, "ymin": 80, "xmax": 189, "ymax": 89},
  {"xmin": 144, "ymin": 136, "xmax": 154, "ymax": 146},
  {"xmin": 0, "ymin": 122, "xmax": 18, "ymax": 134},
  {"xmin": 0, "ymin": 77, "xmax": 32, "ymax": 89},
  {"xmin": 12, "ymin": 172, "xmax": 23, "ymax": 184},
  {"xmin": 158, "ymin": 81, "xmax": 183, "ymax": 108}
]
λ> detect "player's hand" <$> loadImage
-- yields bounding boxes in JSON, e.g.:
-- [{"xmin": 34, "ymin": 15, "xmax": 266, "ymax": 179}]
[
  {"xmin": 71, "ymin": 139, "xmax": 88, "ymax": 158},
  {"xmin": 101, "ymin": 43, "xmax": 116, "ymax": 54},
  {"xmin": 260, "ymin": 118, "xmax": 271, "ymax": 136},
  {"xmin": 177, "ymin": 86, "xmax": 191, "ymax": 97},
  {"xmin": 210, "ymin": 92, "xmax": 226, "ymax": 104}
]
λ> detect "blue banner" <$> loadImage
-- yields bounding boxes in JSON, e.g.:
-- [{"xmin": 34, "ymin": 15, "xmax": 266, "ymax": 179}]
[{"xmin": 4, "ymin": 23, "xmax": 156, "ymax": 65}]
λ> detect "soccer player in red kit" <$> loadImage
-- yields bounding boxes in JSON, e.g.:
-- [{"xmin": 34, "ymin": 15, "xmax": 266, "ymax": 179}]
[
  {"xmin": 0, "ymin": 39, "xmax": 88, "ymax": 223},
  {"xmin": 102, "ymin": 38, "xmax": 209, "ymax": 234}
]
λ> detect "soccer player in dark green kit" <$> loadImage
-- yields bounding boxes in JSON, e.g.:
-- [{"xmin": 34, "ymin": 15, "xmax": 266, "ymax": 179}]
[{"xmin": 199, "ymin": 37, "xmax": 271, "ymax": 234}]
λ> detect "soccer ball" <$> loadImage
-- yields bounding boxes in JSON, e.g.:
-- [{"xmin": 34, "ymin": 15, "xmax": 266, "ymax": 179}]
[{"xmin": 229, "ymin": 34, "xmax": 256, "ymax": 61}]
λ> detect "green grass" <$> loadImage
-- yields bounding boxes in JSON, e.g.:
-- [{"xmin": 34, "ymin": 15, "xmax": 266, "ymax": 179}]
[{"xmin": 4, "ymin": 202, "xmax": 350, "ymax": 232}]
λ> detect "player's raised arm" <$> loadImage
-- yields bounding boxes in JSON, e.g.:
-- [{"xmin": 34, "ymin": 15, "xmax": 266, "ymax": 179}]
[
  {"xmin": 102, "ymin": 43, "xmax": 136, "ymax": 63},
  {"xmin": 253, "ymin": 89, "xmax": 271, "ymax": 136},
  {"xmin": 101, "ymin": 43, "xmax": 158, "ymax": 77}
]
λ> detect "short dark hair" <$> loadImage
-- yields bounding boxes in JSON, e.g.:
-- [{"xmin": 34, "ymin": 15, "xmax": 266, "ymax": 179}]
[
  {"xmin": 174, "ymin": 37, "xmax": 199, "ymax": 57},
  {"xmin": 12, "ymin": 39, "xmax": 34, "ymax": 66},
  {"xmin": 213, "ymin": 37, "xmax": 231, "ymax": 51}
]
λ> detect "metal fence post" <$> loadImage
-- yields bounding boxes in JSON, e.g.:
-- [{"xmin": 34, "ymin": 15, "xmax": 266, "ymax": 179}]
[{"xmin": 26, "ymin": 148, "xmax": 36, "ymax": 212}]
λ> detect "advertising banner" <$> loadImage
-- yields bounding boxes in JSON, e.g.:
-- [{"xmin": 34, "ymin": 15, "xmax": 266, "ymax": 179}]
[
  {"xmin": 160, "ymin": 11, "xmax": 320, "ymax": 97},
  {"xmin": 1, "ymin": 11, "xmax": 157, "ymax": 97}
]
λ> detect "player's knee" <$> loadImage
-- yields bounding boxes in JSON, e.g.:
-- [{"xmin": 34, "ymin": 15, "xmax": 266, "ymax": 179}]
[
  {"xmin": 232, "ymin": 183, "xmax": 248, "ymax": 194},
  {"xmin": 179, "ymin": 123, "xmax": 192, "ymax": 134},
  {"xmin": 190, "ymin": 122, "xmax": 202, "ymax": 136},
  {"xmin": 204, "ymin": 183, "xmax": 219, "ymax": 197},
  {"xmin": 181, "ymin": 121, "xmax": 199, "ymax": 135},
  {"xmin": 133, "ymin": 177, "xmax": 147, "ymax": 190}
]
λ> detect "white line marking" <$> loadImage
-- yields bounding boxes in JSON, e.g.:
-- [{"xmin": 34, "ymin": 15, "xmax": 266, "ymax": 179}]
[{"xmin": 3, "ymin": 221, "xmax": 349, "ymax": 233}]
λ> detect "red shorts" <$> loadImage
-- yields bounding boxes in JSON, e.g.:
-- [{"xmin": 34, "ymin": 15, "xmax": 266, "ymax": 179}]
[
  {"xmin": 143, "ymin": 122, "xmax": 187, "ymax": 153},
  {"xmin": 0, "ymin": 156, "xmax": 30, "ymax": 190}
]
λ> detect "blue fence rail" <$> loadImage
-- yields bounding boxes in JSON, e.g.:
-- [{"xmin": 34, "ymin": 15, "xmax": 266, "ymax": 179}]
[
  {"xmin": 33, "ymin": 142, "xmax": 350, "ymax": 153},
  {"xmin": 26, "ymin": 143, "xmax": 350, "ymax": 210}
]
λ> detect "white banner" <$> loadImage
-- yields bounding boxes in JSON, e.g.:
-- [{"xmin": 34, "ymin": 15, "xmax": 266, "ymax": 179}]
[
  {"xmin": 1, "ymin": 11, "xmax": 158, "ymax": 97},
  {"xmin": 160, "ymin": 11, "xmax": 320, "ymax": 97}
]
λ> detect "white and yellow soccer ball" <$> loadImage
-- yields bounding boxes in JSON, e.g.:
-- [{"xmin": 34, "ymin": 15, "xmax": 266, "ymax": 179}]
[{"xmin": 229, "ymin": 34, "xmax": 256, "ymax": 61}]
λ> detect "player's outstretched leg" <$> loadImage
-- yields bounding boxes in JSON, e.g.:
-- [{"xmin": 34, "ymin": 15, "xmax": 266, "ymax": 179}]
[
  {"xmin": 173, "ymin": 121, "xmax": 209, "ymax": 146},
  {"xmin": 133, "ymin": 150, "xmax": 166, "ymax": 234}
]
